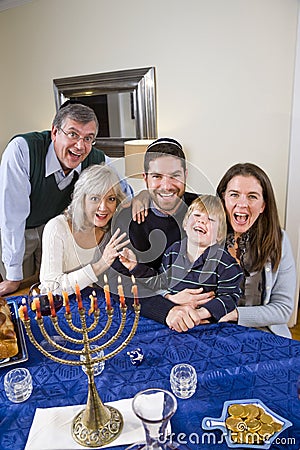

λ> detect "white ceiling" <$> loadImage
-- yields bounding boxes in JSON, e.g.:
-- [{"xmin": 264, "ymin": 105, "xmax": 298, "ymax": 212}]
[{"xmin": 0, "ymin": 0, "xmax": 33, "ymax": 12}]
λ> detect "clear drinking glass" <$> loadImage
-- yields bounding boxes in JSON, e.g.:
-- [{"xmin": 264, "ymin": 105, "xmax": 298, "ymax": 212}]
[
  {"xmin": 4, "ymin": 367, "xmax": 33, "ymax": 403},
  {"xmin": 170, "ymin": 363, "xmax": 197, "ymax": 399},
  {"xmin": 126, "ymin": 388, "xmax": 178, "ymax": 450},
  {"xmin": 28, "ymin": 281, "xmax": 65, "ymax": 353}
]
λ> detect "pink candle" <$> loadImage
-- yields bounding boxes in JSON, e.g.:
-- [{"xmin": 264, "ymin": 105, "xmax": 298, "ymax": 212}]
[
  {"xmin": 117, "ymin": 276, "xmax": 126, "ymax": 308},
  {"xmin": 103, "ymin": 274, "xmax": 111, "ymax": 310},
  {"xmin": 75, "ymin": 282, "xmax": 83, "ymax": 310},
  {"xmin": 131, "ymin": 275, "xmax": 139, "ymax": 306},
  {"xmin": 47, "ymin": 291, "xmax": 56, "ymax": 317},
  {"xmin": 62, "ymin": 289, "xmax": 70, "ymax": 314}
]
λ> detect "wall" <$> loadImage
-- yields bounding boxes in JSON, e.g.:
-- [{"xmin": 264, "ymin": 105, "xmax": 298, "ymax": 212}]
[
  {"xmin": 286, "ymin": 5, "xmax": 300, "ymax": 326},
  {"xmin": 0, "ymin": 0, "xmax": 298, "ymax": 224}
]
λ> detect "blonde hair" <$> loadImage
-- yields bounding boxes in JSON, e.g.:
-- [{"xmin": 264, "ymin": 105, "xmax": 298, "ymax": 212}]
[
  {"xmin": 183, "ymin": 195, "xmax": 227, "ymax": 243},
  {"xmin": 65, "ymin": 164, "xmax": 126, "ymax": 231}
]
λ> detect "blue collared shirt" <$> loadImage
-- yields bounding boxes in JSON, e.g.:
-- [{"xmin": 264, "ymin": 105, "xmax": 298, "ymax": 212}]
[{"xmin": 45, "ymin": 142, "xmax": 81, "ymax": 190}]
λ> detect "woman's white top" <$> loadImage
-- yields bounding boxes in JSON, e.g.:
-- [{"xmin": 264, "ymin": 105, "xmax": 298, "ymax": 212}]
[{"xmin": 40, "ymin": 214, "xmax": 110, "ymax": 294}]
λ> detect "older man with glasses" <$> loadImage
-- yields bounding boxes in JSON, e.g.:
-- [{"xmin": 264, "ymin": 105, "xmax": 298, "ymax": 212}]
[{"xmin": 0, "ymin": 103, "xmax": 132, "ymax": 295}]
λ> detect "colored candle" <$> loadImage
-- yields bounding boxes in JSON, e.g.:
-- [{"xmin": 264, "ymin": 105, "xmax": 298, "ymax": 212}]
[
  {"xmin": 35, "ymin": 298, "xmax": 42, "ymax": 320},
  {"xmin": 30, "ymin": 291, "xmax": 42, "ymax": 319},
  {"xmin": 21, "ymin": 298, "xmax": 28, "ymax": 320},
  {"xmin": 103, "ymin": 274, "xmax": 111, "ymax": 310},
  {"xmin": 131, "ymin": 275, "xmax": 139, "ymax": 306},
  {"xmin": 92, "ymin": 290, "xmax": 98, "ymax": 310},
  {"xmin": 47, "ymin": 291, "xmax": 56, "ymax": 317},
  {"xmin": 75, "ymin": 282, "xmax": 83, "ymax": 310},
  {"xmin": 88, "ymin": 295, "xmax": 95, "ymax": 315},
  {"xmin": 117, "ymin": 276, "xmax": 126, "ymax": 308},
  {"xmin": 62, "ymin": 289, "xmax": 70, "ymax": 314},
  {"xmin": 18, "ymin": 305, "xmax": 25, "ymax": 321}
]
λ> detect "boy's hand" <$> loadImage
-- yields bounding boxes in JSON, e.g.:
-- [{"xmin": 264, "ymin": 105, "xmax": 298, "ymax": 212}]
[
  {"xmin": 119, "ymin": 247, "xmax": 138, "ymax": 271},
  {"xmin": 165, "ymin": 288, "xmax": 215, "ymax": 308}
]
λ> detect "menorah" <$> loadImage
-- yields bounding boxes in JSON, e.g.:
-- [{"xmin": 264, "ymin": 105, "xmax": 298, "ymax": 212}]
[{"xmin": 19, "ymin": 277, "xmax": 140, "ymax": 448}]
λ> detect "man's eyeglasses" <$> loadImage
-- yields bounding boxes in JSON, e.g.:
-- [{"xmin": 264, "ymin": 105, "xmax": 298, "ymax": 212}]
[{"xmin": 59, "ymin": 128, "xmax": 96, "ymax": 146}]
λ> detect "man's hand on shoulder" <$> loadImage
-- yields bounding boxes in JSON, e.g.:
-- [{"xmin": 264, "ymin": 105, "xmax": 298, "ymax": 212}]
[
  {"xmin": 0, "ymin": 280, "xmax": 21, "ymax": 296},
  {"xmin": 131, "ymin": 190, "xmax": 150, "ymax": 224}
]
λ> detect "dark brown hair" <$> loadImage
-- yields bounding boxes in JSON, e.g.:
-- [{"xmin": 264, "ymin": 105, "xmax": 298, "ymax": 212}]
[
  {"xmin": 217, "ymin": 163, "xmax": 282, "ymax": 271},
  {"xmin": 144, "ymin": 138, "xmax": 186, "ymax": 173}
]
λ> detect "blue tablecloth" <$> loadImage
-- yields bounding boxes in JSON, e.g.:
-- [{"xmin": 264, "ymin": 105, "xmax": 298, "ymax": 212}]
[{"xmin": 1, "ymin": 288, "xmax": 300, "ymax": 450}]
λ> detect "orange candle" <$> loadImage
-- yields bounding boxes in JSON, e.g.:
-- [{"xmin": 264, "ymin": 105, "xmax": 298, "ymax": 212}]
[
  {"xmin": 92, "ymin": 290, "xmax": 98, "ymax": 310},
  {"xmin": 18, "ymin": 305, "xmax": 25, "ymax": 321},
  {"xmin": 35, "ymin": 297, "xmax": 42, "ymax": 320},
  {"xmin": 75, "ymin": 282, "xmax": 83, "ymax": 310},
  {"xmin": 47, "ymin": 290, "xmax": 56, "ymax": 317},
  {"xmin": 117, "ymin": 276, "xmax": 126, "ymax": 308},
  {"xmin": 21, "ymin": 298, "xmax": 28, "ymax": 320},
  {"xmin": 103, "ymin": 274, "xmax": 111, "ymax": 310},
  {"xmin": 131, "ymin": 275, "xmax": 139, "ymax": 306},
  {"xmin": 62, "ymin": 289, "xmax": 70, "ymax": 314}
]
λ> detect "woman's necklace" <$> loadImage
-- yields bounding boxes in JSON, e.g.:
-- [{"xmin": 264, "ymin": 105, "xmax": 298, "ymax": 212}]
[{"xmin": 226, "ymin": 231, "xmax": 251, "ymax": 276}]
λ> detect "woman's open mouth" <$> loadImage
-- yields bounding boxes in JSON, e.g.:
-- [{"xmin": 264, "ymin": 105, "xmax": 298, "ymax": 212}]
[
  {"xmin": 95, "ymin": 213, "xmax": 108, "ymax": 221},
  {"xmin": 233, "ymin": 213, "xmax": 249, "ymax": 224}
]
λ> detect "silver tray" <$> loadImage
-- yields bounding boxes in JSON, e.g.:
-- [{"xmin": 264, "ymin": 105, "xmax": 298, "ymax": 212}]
[{"xmin": 0, "ymin": 299, "xmax": 28, "ymax": 368}]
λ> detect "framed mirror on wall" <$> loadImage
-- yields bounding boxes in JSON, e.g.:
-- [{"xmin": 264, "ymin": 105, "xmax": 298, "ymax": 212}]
[{"xmin": 53, "ymin": 67, "xmax": 157, "ymax": 157}]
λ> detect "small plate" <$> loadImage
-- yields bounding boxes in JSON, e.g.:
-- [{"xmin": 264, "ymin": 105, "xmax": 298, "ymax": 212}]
[
  {"xmin": 0, "ymin": 299, "xmax": 28, "ymax": 368},
  {"xmin": 202, "ymin": 398, "xmax": 292, "ymax": 449}
]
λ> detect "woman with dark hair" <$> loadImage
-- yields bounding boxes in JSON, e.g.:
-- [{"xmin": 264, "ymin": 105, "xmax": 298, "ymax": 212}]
[{"xmin": 216, "ymin": 162, "xmax": 296, "ymax": 337}]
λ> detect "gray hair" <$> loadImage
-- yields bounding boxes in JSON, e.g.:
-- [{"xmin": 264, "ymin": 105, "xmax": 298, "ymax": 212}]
[
  {"xmin": 65, "ymin": 164, "xmax": 125, "ymax": 231},
  {"xmin": 52, "ymin": 104, "xmax": 99, "ymax": 135}
]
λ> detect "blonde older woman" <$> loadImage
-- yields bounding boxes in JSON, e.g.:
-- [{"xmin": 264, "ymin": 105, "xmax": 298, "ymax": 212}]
[{"xmin": 40, "ymin": 164, "xmax": 129, "ymax": 294}]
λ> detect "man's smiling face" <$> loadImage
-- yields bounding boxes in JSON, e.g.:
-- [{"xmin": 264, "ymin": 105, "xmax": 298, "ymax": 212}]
[
  {"xmin": 144, "ymin": 155, "xmax": 186, "ymax": 214},
  {"xmin": 51, "ymin": 118, "xmax": 97, "ymax": 174}
]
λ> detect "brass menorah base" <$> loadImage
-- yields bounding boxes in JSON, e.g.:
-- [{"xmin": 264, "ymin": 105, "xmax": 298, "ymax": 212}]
[
  {"xmin": 73, "ymin": 405, "xmax": 123, "ymax": 447},
  {"xmin": 72, "ymin": 365, "xmax": 124, "ymax": 447}
]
